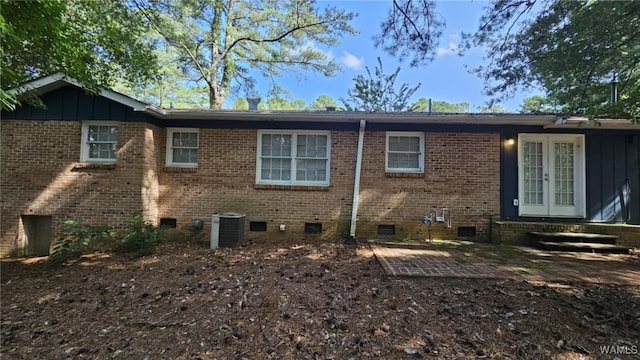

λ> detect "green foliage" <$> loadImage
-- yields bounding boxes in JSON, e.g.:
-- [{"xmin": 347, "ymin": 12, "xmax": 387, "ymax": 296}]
[
  {"xmin": 112, "ymin": 37, "xmax": 209, "ymax": 109},
  {"xmin": 1, "ymin": 0, "xmax": 159, "ymax": 110},
  {"xmin": 116, "ymin": 215, "xmax": 164, "ymax": 259},
  {"xmin": 466, "ymin": 0, "xmax": 640, "ymax": 118},
  {"xmin": 477, "ymin": 104, "xmax": 509, "ymax": 113},
  {"xmin": 375, "ymin": 0, "xmax": 445, "ymax": 67},
  {"xmin": 309, "ymin": 95, "xmax": 338, "ymax": 110},
  {"xmin": 50, "ymin": 220, "xmax": 117, "ymax": 263},
  {"xmin": 411, "ymin": 98, "xmax": 471, "ymax": 113},
  {"xmin": 341, "ymin": 57, "xmax": 421, "ymax": 112},
  {"xmin": 50, "ymin": 216, "xmax": 164, "ymax": 263},
  {"xmin": 519, "ymin": 95, "xmax": 561, "ymax": 114},
  {"xmin": 132, "ymin": 0, "xmax": 357, "ymax": 108}
]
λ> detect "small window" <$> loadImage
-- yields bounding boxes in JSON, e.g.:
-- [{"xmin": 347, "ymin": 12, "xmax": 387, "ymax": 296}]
[
  {"xmin": 166, "ymin": 128, "xmax": 199, "ymax": 167},
  {"xmin": 385, "ymin": 132, "xmax": 424, "ymax": 173},
  {"xmin": 257, "ymin": 130, "xmax": 330, "ymax": 186},
  {"xmin": 81, "ymin": 122, "xmax": 118, "ymax": 163}
]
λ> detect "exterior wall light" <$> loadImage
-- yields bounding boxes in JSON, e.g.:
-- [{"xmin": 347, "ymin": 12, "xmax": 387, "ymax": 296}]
[{"xmin": 506, "ymin": 137, "xmax": 515, "ymax": 146}]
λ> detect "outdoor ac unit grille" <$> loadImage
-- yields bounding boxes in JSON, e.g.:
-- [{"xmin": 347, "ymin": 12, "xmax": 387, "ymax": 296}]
[{"xmin": 219, "ymin": 216, "xmax": 245, "ymax": 247}]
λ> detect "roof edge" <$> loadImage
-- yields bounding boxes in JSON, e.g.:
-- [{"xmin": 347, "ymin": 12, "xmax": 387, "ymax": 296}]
[{"xmin": 7, "ymin": 72, "xmax": 149, "ymax": 112}]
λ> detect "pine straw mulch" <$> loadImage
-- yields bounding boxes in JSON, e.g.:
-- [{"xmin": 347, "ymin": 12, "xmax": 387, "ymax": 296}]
[{"xmin": 2, "ymin": 238, "xmax": 639, "ymax": 359}]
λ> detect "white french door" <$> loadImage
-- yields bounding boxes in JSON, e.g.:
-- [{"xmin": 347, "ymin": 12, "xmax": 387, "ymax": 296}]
[{"xmin": 518, "ymin": 134, "xmax": 586, "ymax": 217}]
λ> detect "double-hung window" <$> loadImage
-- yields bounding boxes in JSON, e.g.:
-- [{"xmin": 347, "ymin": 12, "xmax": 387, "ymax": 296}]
[
  {"xmin": 166, "ymin": 128, "xmax": 199, "ymax": 167},
  {"xmin": 257, "ymin": 130, "xmax": 330, "ymax": 186},
  {"xmin": 386, "ymin": 132, "xmax": 424, "ymax": 173},
  {"xmin": 81, "ymin": 122, "xmax": 119, "ymax": 163}
]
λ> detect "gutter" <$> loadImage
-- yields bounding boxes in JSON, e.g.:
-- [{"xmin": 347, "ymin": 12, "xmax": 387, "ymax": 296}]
[{"xmin": 349, "ymin": 119, "xmax": 366, "ymax": 240}]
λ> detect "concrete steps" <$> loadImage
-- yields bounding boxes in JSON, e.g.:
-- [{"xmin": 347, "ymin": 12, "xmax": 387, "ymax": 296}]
[{"xmin": 528, "ymin": 231, "xmax": 631, "ymax": 254}]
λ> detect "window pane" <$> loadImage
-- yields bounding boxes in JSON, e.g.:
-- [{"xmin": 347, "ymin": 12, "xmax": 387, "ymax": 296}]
[
  {"xmin": 296, "ymin": 159, "xmax": 327, "ymax": 181},
  {"xmin": 387, "ymin": 135, "xmax": 421, "ymax": 171},
  {"xmin": 388, "ymin": 153, "xmax": 419, "ymax": 169},
  {"xmin": 261, "ymin": 158, "xmax": 291, "ymax": 181},
  {"xmin": 297, "ymin": 135, "xmax": 327, "ymax": 158},
  {"xmin": 266, "ymin": 134, "xmax": 291, "ymax": 157},
  {"xmin": 89, "ymin": 143, "xmax": 117, "ymax": 160}
]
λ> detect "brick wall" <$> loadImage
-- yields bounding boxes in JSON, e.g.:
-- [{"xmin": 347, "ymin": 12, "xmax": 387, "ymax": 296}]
[
  {"xmin": 356, "ymin": 132, "xmax": 501, "ymax": 241},
  {"xmin": 492, "ymin": 220, "xmax": 640, "ymax": 248},
  {"xmin": 1, "ymin": 121, "xmax": 501, "ymax": 254},
  {"xmin": 158, "ymin": 129, "xmax": 357, "ymax": 241},
  {"xmin": 0, "ymin": 120, "xmax": 161, "ymax": 255}
]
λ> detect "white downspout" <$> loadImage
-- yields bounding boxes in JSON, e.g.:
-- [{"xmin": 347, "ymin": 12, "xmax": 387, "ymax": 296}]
[{"xmin": 350, "ymin": 120, "xmax": 366, "ymax": 239}]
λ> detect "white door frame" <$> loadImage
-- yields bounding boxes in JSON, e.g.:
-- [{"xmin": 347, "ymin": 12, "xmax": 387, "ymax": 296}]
[{"xmin": 518, "ymin": 134, "xmax": 586, "ymax": 218}]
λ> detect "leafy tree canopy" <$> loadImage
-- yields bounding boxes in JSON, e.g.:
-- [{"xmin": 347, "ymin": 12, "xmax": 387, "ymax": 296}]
[
  {"xmin": 375, "ymin": 0, "xmax": 640, "ymax": 118},
  {"xmin": 1, "ymin": 0, "xmax": 158, "ymax": 110},
  {"xmin": 411, "ymin": 98, "xmax": 471, "ymax": 113},
  {"xmin": 132, "ymin": 0, "xmax": 357, "ymax": 109},
  {"xmin": 309, "ymin": 95, "xmax": 338, "ymax": 110},
  {"xmin": 518, "ymin": 95, "xmax": 561, "ymax": 114},
  {"xmin": 341, "ymin": 57, "xmax": 421, "ymax": 112},
  {"xmin": 468, "ymin": 0, "xmax": 640, "ymax": 117}
]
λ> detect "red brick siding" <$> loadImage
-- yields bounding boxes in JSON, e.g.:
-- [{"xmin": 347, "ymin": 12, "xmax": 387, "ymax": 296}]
[
  {"xmin": 158, "ymin": 129, "xmax": 357, "ymax": 239},
  {"xmin": 356, "ymin": 132, "xmax": 500, "ymax": 239},
  {"xmin": 1, "ymin": 121, "xmax": 501, "ymax": 254},
  {"xmin": 0, "ymin": 120, "xmax": 161, "ymax": 254}
]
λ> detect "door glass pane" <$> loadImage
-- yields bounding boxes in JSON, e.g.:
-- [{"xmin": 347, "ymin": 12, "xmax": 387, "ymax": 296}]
[
  {"xmin": 554, "ymin": 142, "xmax": 575, "ymax": 205},
  {"xmin": 523, "ymin": 141, "xmax": 544, "ymax": 205}
]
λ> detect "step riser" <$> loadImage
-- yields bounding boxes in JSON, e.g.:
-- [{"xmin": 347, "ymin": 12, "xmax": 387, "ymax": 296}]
[
  {"xmin": 535, "ymin": 243, "xmax": 630, "ymax": 254},
  {"xmin": 528, "ymin": 232, "xmax": 618, "ymax": 245},
  {"xmin": 531, "ymin": 236, "xmax": 617, "ymax": 245}
]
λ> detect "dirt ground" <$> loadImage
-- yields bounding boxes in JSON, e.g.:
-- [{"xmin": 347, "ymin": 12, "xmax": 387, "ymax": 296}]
[{"xmin": 2, "ymin": 238, "xmax": 639, "ymax": 359}]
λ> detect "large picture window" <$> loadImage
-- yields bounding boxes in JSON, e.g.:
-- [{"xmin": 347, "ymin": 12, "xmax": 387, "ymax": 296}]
[
  {"xmin": 385, "ymin": 132, "xmax": 424, "ymax": 173},
  {"xmin": 166, "ymin": 128, "xmax": 199, "ymax": 167},
  {"xmin": 80, "ymin": 122, "xmax": 118, "ymax": 163},
  {"xmin": 257, "ymin": 130, "xmax": 330, "ymax": 186}
]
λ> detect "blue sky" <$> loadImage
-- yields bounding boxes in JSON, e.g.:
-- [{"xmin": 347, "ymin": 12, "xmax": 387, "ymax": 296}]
[{"xmin": 247, "ymin": 0, "xmax": 541, "ymax": 112}]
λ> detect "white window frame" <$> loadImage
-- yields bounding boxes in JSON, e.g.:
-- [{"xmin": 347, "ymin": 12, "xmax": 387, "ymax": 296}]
[
  {"xmin": 256, "ymin": 130, "xmax": 331, "ymax": 186},
  {"xmin": 80, "ymin": 121, "xmax": 119, "ymax": 163},
  {"xmin": 385, "ymin": 131, "xmax": 425, "ymax": 173},
  {"xmin": 166, "ymin": 128, "xmax": 199, "ymax": 168}
]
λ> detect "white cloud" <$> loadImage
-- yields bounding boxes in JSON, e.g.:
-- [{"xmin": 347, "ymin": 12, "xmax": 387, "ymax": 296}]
[
  {"xmin": 436, "ymin": 33, "xmax": 461, "ymax": 57},
  {"xmin": 298, "ymin": 40, "xmax": 334, "ymax": 60},
  {"xmin": 341, "ymin": 51, "xmax": 365, "ymax": 70}
]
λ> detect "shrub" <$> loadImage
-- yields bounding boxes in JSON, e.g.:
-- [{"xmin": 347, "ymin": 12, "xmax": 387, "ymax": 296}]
[
  {"xmin": 116, "ymin": 215, "xmax": 164, "ymax": 258},
  {"xmin": 50, "ymin": 220, "xmax": 116, "ymax": 263}
]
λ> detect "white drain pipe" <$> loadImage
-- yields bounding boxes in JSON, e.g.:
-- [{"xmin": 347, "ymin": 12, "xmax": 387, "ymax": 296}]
[{"xmin": 350, "ymin": 120, "xmax": 366, "ymax": 238}]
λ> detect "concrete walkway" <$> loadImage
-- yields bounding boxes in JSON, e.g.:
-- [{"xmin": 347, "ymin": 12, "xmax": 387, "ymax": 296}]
[{"xmin": 370, "ymin": 242, "xmax": 640, "ymax": 286}]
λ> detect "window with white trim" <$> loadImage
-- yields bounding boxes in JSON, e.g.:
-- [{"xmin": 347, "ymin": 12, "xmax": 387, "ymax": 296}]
[
  {"xmin": 257, "ymin": 130, "xmax": 330, "ymax": 186},
  {"xmin": 81, "ymin": 122, "xmax": 119, "ymax": 163},
  {"xmin": 166, "ymin": 128, "xmax": 199, "ymax": 167},
  {"xmin": 385, "ymin": 132, "xmax": 424, "ymax": 173}
]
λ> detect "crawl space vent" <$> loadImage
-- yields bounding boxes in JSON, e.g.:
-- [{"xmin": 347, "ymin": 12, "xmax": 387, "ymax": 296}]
[
  {"xmin": 457, "ymin": 226, "xmax": 476, "ymax": 237},
  {"xmin": 304, "ymin": 223, "xmax": 322, "ymax": 234},
  {"xmin": 249, "ymin": 221, "xmax": 267, "ymax": 232},
  {"xmin": 160, "ymin": 218, "xmax": 177, "ymax": 228},
  {"xmin": 377, "ymin": 225, "xmax": 396, "ymax": 235}
]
